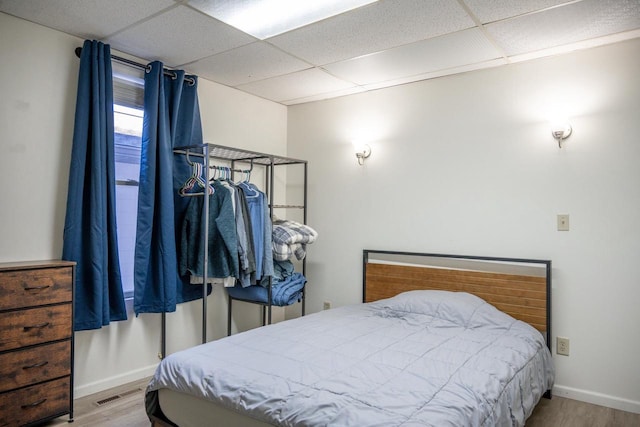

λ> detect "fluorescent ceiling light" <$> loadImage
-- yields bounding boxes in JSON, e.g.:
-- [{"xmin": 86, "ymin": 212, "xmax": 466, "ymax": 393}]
[{"xmin": 191, "ymin": 0, "xmax": 379, "ymax": 39}]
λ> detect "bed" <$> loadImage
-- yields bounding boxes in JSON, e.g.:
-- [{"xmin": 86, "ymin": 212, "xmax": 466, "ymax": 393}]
[{"xmin": 146, "ymin": 250, "xmax": 554, "ymax": 426}]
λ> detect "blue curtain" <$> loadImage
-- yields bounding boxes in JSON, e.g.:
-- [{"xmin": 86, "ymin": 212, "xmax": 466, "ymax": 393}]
[
  {"xmin": 62, "ymin": 40, "xmax": 127, "ymax": 331},
  {"xmin": 133, "ymin": 61, "xmax": 205, "ymax": 315}
]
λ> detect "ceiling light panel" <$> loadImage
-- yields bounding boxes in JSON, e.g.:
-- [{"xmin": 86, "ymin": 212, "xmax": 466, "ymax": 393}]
[{"xmin": 189, "ymin": 0, "xmax": 378, "ymax": 39}]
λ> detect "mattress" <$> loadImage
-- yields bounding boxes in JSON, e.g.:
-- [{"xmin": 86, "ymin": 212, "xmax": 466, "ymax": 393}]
[{"xmin": 147, "ymin": 290, "xmax": 554, "ymax": 426}]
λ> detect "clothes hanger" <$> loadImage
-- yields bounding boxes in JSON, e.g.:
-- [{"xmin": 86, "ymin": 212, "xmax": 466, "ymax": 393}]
[
  {"xmin": 180, "ymin": 161, "xmax": 214, "ymax": 196},
  {"xmin": 244, "ymin": 160, "xmax": 253, "ymax": 182}
]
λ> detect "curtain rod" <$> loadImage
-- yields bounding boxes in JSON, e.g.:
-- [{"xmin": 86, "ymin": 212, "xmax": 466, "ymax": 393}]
[{"xmin": 74, "ymin": 47, "xmax": 195, "ymax": 86}]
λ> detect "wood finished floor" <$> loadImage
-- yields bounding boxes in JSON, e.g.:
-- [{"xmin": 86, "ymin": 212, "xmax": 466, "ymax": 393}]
[
  {"xmin": 44, "ymin": 378, "xmax": 640, "ymax": 426},
  {"xmin": 45, "ymin": 377, "xmax": 150, "ymax": 427}
]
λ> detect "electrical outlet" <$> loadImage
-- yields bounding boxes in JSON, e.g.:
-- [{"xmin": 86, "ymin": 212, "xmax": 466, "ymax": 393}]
[
  {"xmin": 323, "ymin": 301, "xmax": 331, "ymax": 310},
  {"xmin": 557, "ymin": 337, "xmax": 570, "ymax": 356}
]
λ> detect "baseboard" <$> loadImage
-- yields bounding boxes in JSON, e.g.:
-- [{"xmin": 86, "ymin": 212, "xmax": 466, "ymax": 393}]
[
  {"xmin": 74, "ymin": 363, "xmax": 159, "ymax": 399},
  {"xmin": 553, "ymin": 385, "xmax": 640, "ymax": 414}
]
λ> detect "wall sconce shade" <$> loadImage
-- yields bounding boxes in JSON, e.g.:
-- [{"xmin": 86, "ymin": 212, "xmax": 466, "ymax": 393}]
[
  {"xmin": 551, "ymin": 122, "xmax": 572, "ymax": 148},
  {"xmin": 355, "ymin": 144, "xmax": 371, "ymax": 165}
]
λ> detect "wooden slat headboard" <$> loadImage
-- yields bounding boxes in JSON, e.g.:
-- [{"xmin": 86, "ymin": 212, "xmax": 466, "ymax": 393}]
[{"xmin": 363, "ymin": 250, "xmax": 552, "ymax": 348}]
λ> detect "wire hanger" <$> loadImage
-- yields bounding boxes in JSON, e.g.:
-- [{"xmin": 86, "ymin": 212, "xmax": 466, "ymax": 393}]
[
  {"xmin": 243, "ymin": 165, "xmax": 252, "ymax": 182},
  {"xmin": 237, "ymin": 159, "xmax": 258, "ymax": 196},
  {"xmin": 179, "ymin": 162, "xmax": 214, "ymax": 196}
]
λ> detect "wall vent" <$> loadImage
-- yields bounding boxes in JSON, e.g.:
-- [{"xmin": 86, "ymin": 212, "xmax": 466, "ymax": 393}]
[{"xmin": 95, "ymin": 395, "xmax": 121, "ymax": 406}]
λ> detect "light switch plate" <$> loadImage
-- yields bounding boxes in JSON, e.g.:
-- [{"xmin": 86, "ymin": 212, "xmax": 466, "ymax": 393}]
[{"xmin": 557, "ymin": 214, "xmax": 570, "ymax": 231}]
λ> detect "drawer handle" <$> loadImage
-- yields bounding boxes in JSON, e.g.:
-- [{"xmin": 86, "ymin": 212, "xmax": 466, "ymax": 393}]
[
  {"xmin": 21, "ymin": 398, "xmax": 47, "ymax": 409},
  {"xmin": 23, "ymin": 361, "xmax": 49, "ymax": 369},
  {"xmin": 23, "ymin": 285, "xmax": 51, "ymax": 291},
  {"xmin": 23, "ymin": 322, "xmax": 50, "ymax": 331}
]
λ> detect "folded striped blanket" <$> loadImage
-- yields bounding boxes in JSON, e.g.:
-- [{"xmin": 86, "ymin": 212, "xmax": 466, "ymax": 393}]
[{"xmin": 272, "ymin": 219, "xmax": 318, "ymax": 261}]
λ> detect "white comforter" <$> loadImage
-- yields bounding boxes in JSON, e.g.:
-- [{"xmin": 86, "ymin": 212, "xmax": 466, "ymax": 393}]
[{"xmin": 147, "ymin": 290, "xmax": 554, "ymax": 426}]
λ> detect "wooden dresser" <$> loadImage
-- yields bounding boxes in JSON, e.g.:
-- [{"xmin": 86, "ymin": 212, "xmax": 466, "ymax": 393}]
[{"xmin": 0, "ymin": 260, "xmax": 75, "ymax": 426}]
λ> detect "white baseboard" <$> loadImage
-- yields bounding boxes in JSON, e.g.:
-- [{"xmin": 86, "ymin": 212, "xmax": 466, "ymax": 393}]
[
  {"xmin": 74, "ymin": 363, "xmax": 159, "ymax": 399},
  {"xmin": 553, "ymin": 385, "xmax": 640, "ymax": 414}
]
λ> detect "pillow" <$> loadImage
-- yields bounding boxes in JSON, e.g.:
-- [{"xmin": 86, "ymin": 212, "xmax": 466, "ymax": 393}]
[{"xmin": 375, "ymin": 290, "xmax": 514, "ymax": 328}]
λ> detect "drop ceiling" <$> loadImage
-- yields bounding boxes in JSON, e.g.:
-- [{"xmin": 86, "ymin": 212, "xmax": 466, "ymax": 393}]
[{"xmin": 1, "ymin": 0, "xmax": 639, "ymax": 105}]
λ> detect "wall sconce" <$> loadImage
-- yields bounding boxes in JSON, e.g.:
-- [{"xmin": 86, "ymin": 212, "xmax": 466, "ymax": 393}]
[
  {"xmin": 551, "ymin": 122, "xmax": 572, "ymax": 148},
  {"xmin": 353, "ymin": 143, "xmax": 371, "ymax": 165}
]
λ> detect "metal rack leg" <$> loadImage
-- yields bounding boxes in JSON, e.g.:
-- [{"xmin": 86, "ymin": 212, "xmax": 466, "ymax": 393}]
[
  {"xmin": 161, "ymin": 312, "xmax": 166, "ymax": 359},
  {"xmin": 302, "ymin": 286, "xmax": 306, "ymax": 316},
  {"xmin": 227, "ymin": 297, "xmax": 233, "ymax": 336}
]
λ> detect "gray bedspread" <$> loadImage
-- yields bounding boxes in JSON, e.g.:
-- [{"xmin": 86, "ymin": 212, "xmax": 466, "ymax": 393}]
[{"xmin": 147, "ymin": 290, "xmax": 554, "ymax": 426}]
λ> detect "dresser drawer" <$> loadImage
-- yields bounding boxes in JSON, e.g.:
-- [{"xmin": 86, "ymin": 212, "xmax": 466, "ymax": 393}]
[
  {"xmin": 0, "ymin": 376, "xmax": 70, "ymax": 427},
  {"xmin": 0, "ymin": 267, "xmax": 72, "ymax": 311},
  {"xmin": 0, "ymin": 305, "xmax": 71, "ymax": 352},
  {"xmin": 0, "ymin": 341, "xmax": 71, "ymax": 393}
]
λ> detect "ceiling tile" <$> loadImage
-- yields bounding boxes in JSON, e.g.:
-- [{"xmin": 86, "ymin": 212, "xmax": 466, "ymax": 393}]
[
  {"xmin": 507, "ymin": 28, "xmax": 640, "ymax": 64},
  {"xmin": 0, "ymin": 0, "xmax": 176, "ymax": 39},
  {"xmin": 236, "ymin": 68, "xmax": 356, "ymax": 103},
  {"xmin": 3, "ymin": 0, "xmax": 640, "ymax": 105},
  {"xmin": 282, "ymin": 86, "xmax": 367, "ymax": 106},
  {"xmin": 186, "ymin": 42, "xmax": 310, "ymax": 86},
  {"xmin": 268, "ymin": 0, "xmax": 475, "ymax": 66},
  {"xmin": 324, "ymin": 28, "xmax": 502, "ymax": 86},
  {"xmin": 463, "ymin": 0, "xmax": 570, "ymax": 24},
  {"xmin": 486, "ymin": 0, "xmax": 640, "ymax": 56},
  {"xmin": 361, "ymin": 58, "xmax": 507, "ymax": 91},
  {"xmin": 107, "ymin": 5, "xmax": 255, "ymax": 67}
]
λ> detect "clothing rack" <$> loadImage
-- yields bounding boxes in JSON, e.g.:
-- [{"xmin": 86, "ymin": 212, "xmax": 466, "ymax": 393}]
[
  {"xmin": 74, "ymin": 46, "xmax": 196, "ymax": 85},
  {"xmin": 164, "ymin": 143, "xmax": 307, "ymax": 355}
]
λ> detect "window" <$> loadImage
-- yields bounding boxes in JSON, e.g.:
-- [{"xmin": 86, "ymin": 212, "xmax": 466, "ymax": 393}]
[{"xmin": 113, "ymin": 62, "xmax": 144, "ymax": 299}]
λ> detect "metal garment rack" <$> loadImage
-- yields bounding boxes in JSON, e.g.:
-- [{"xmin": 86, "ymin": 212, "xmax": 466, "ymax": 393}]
[{"xmin": 164, "ymin": 143, "xmax": 307, "ymax": 355}]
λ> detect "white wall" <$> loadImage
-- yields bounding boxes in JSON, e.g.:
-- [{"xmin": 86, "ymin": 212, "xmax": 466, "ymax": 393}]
[
  {"xmin": 287, "ymin": 39, "xmax": 640, "ymax": 413},
  {"xmin": 0, "ymin": 12, "xmax": 287, "ymax": 397}
]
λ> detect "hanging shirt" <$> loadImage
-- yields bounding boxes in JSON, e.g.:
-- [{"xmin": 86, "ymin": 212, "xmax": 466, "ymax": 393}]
[
  {"xmin": 239, "ymin": 182, "xmax": 273, "ymax": 283},
  {"xmin": 179, "ymin": 180, "xmax": 239, "ymax": 281},
  {"xmin": 234, "ymin": 185, "xmax": 255, "ymax": 288}
]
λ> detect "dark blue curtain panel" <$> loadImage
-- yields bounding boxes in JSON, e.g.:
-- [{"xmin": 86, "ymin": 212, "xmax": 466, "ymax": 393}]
[
  {"xmin": 133, "ymin": 61, "xmax": 205, "ymax": 315},
  {"xmin": 62, "ymin": 40, "xmax": 127, "ymax": 331}
]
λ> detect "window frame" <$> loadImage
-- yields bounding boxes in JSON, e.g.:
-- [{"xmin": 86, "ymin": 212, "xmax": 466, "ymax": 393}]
[{"xmin": 112, "ymin": 62, "xmax": 145, "ymax": 300}]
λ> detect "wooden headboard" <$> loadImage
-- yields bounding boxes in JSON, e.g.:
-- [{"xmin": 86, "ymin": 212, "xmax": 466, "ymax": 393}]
[{"xmin": 363, "ymin": 250, "xmax": 552, "ymax": 348}]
